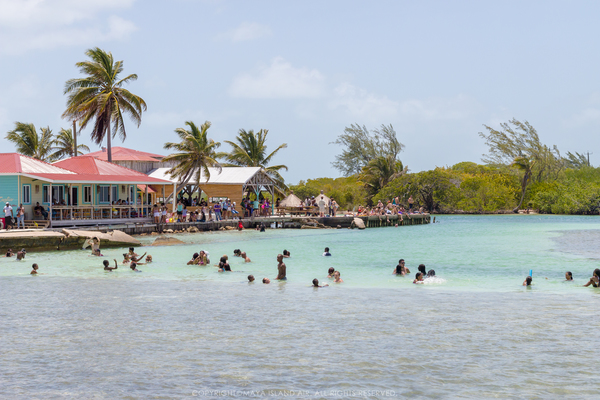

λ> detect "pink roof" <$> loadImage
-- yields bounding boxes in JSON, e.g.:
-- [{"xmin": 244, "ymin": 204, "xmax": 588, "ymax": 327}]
[
  {"xmin": 52, "ymin": 156, "xmax": 171, "ymax": 184},
  {"xmin": 0, "ymin": 153, "xmax": 171, "ymax": 184},
  {"xmin": 86, "ymin": 147, "xmax": 165, "ymax": 162},
  {"xmin": 0, "ymin": 153, "xmax": 76, "ymax": 175}
]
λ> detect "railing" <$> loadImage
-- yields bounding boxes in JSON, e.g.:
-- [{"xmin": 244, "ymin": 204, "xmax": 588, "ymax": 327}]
[{"xmin": 50, "ymin": 205, "xmax": 153, "ymax": 221}]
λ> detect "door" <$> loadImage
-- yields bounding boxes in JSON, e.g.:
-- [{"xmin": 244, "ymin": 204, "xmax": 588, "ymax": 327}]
[{"xmin": 71, "ymin": 187, "xmax": 78, "ymax": 206}]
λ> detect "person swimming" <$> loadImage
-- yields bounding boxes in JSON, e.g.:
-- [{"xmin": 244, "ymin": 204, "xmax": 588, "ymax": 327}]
[
  {"xmin": 583, "ymin": 269, "xmax": 600, "ymax": 288},
  {"xmin": 241, "ymin": 252, "xmax": 251, "ymax": 262},
  {"xmin": 218, "ymin": 256, "xmax": 231, "ymax": 272},
  {"xmin": 122, "ymin": 253, "xmax": 131, "ymax": 264},
  {"xmin": 565, "ymin": 271, "xmax": 573, "ymax": 281},
  {"xmin": 394, "ymin": 259, "xmax": 409, "ymax": 275},
  {"xmin": 312, "ymin": 278, "xmax": 329, "ymax": 288},
  {"xmin": 523, "ymin": 276, "xmax": 533, "ymax": 286},
  {"xmin": 327, "ymin": 267, "xmax": 335, "ymax": 278},
  {"xmin": 333, "ymin": 271, "xmax": 343, "ymax": 283},
  {"xmin": 88, "ymin": 237, "xmax": 102, "ymax": 256},
  {"xmin": 128, "ymin": 247, "xmax": 139, "ymax": 258},
  {"xmin": 248, "ymin": 275, "xmax": 255, "ymax": 282},
  {"xmin": 262, "ymin": 278, "xmax": 270, "ymax": 284},
  {"xmin": 426, "ymin": 269, "xmax": 436, "ymax": 278},
  {"xmin": 145, "ymin": 255, "xmax": 153, "ymax": 263},
  {"xmin": 413, "ymin": 272, "xmax": 424, "ymax": 284},
  {"xmin": 130, "ymin": 262, "xmax": 141, "ymax": 272},
  {"xmin": 30, "ymin": 263, "xmax": 38, "ymax": 275},
  {"xmin": 187, "ymin": 253, "xmax": 199, "ymax": 265},
  {"xmin": 282, "ymin": 250, "xmax": 290, "ymax": 258},
  {"xmin": 5, "ymin": 248, "xmax": 14, "ymax": 257},
  {"xmin": 276, "ymin": 254, "xmax": 286, "ymax": 280},
  {"xmin": 233, "ymin": 249, "xmax": 242, "ymax": 257},
  {"xmin": 322, "ymin": 247, "xmax": 331, "ymax": 256},
  {"xmin": 103, "ymin": 259, "xmax": 118, "ymax": 271},
  {"xmin": 418, "ymin": 264, "xmax": 426, "ymax": 275}
]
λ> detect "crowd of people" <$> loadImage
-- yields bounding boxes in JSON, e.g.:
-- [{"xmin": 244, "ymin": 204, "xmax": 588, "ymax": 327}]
[{"xmin": 6, "ymin": 239, "xmax": 600, "ymax": 289}]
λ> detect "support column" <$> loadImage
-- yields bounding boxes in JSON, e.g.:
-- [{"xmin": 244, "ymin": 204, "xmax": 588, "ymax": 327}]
[
  {"xmin": 49, "ymin": 183, "xmax": 53, "ymax": 226},
  {"xmin": 172, "ymin": 183, "xmax": 176, "ymax": 212}
]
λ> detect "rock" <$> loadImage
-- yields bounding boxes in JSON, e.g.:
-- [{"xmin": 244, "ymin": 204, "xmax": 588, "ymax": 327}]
[
  {"xmin": 352, "ymin": 218, "xmax": 366, "ymax": 230},
  {"xmin": 301, "ymin": 225, "xmax": 319, "ymax": 229},
  {"xmin": 165, "ymin": 229, "xmax": 174, "ymax": 233},
  {"xmin": 225, "ymin": 226, "xmax": 235, "ymax": 230},
  {"xmin": 337, "ymin": 225, "xmax": 342, "ymax": 229},
  {"xmin": 150, "ymin": 231, "xmax": 159, "ymax": 236},
  {"xmin": 219, "ymin": 227, "xmax": 226, "ymax": 231},
  {"xmin": 152, "ymin": 236, "xmax": 185, "ymax": 246}
]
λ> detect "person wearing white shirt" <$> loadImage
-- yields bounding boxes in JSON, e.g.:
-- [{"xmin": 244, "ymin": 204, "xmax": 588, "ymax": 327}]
[{"xmin": 3, "ymin": 202, "xmax": 13, "ymax": 230}]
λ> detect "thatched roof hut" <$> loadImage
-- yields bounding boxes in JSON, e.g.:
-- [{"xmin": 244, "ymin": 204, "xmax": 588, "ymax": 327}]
[{"xmin": 279, "ymin": 192, "xmax": 302, "ymax": 207}]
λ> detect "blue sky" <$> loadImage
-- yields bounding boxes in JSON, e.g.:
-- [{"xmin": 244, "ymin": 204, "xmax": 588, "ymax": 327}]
[{"xmin": 1, "ymin": 0, "xmax": 599, "ymax": 183}]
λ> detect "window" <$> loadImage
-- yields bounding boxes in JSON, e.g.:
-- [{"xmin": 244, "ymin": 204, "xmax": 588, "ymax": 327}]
[
  {"xmin": 52, "ymin": 186, "xmax": 65, "ymax": 204},
  {"xmin": 43, "ymin": 185, "xmax": 50, "ymax": 204},
  {"xmin": 22, "ymin": 184, "xmax": 31, "ymax": 205},
  {"xmin": 98, "ymin": 185, "xmax": 110, "ymax": 203},
  {"xmin": 111, "ymin": 185, "xmax": 118, "ymax": 203},
  {"xmin": 83, "ymin": 186, "xmax": 92, "ymax": 203}
]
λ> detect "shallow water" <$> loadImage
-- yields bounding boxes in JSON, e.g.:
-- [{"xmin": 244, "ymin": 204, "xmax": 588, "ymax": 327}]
[{"xmin": 1, "ymin": 215, "xmax": 600, "ymax": 398}]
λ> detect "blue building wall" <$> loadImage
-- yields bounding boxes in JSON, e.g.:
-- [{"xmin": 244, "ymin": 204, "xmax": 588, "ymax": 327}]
[{"xmin": 0, "ymin": 175, "xmax": 18, "ymax": 206}]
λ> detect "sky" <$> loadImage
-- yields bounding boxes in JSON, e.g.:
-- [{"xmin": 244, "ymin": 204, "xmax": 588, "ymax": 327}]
[{"xmin": 1, "ymin": 0, "xmax": 600, "ymax": 184}]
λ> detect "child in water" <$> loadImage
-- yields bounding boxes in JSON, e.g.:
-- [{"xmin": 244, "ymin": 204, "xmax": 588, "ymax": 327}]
[
  {"xmin": 583, "ymin": 269, "xmax": 600, "ymax": 288},
  {"xmin": 413, "ymin": 272, "xmax": 424, "ymax": 284},
  {"xmin": 565, "ymin": 271, "xmax": 573, "ymax": 281},
  {"xmin": 523, "ymin": 276, "xmax": 532, "ymax": 286},
  {"xmin": 30, "ymin": 263, "xmax": 38, "ymax": 274}
]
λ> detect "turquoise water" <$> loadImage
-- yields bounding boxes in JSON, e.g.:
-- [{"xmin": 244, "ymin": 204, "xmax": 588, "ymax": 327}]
[{"xmin": 2, "ymin": 215, "xmax": 600, "ymax": 398}]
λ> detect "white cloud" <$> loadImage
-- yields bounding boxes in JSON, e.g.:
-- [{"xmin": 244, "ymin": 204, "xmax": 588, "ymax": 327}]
[
  {"xmin": 330, "ymin": 83, "xmax": 399, "ymax": 121},
  {"xmin": 0, "ymin": 0, "xmax": 137, "ymax": 54},
  {"xmin": 329, "ymin": 84, "xmax": 479, "ymax": 124},
  {"xmin": 229, "ymin": 57, "xmax": 325, "ymax": 99},
  {"xmin": 216, "ymin": 22, "xmax": 271, "ymax": 43}
]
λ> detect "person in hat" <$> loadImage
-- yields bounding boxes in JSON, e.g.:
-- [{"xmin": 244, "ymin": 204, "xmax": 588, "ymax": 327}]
[{"xmin": 3, "ymin": 202, "xmax": 13, "ymax": 230}]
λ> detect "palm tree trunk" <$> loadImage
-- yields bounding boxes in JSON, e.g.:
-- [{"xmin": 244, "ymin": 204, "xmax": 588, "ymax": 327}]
[
  {"xmin": 513, "ymin": 170, "xmax": 531, "ymax": 213},
  {"xmin": 107, "ymin": 123, "xmax": 112, "ymax": 163},
  {"xmin": 72, "ymin": 120, "xmax": 77, "ymax": 157}
]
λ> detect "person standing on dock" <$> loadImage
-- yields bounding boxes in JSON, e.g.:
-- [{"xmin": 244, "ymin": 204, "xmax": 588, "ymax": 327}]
[
  {"xmin": 408, "ymin": 196, "xmax": 414, "ymax": 212},
  {"xmin": 3, "ymin": 202, "xmax": 13, "ymax": 230},
  {"xmin": 16, "ymin": 203, "xmax": 25, "ymax": 229},
  {"xmin": 318, "ymin": 196, "xmax": 326, "ymax": 217},
  {"xmin": 275, "ymin": 254, "xmax": 287, "ymax": 280}
]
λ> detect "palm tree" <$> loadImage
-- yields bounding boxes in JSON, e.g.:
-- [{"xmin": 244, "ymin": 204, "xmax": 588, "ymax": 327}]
[
  {"xmin": 62, "ymin": 47, "xmax": 147, "ymax": 163},
  {"xmin": 163, "ymin": 121, "xmax": 223, "ymax": 197},
  {"xmin": 359, "ymin": 155, "xmax": 407, "ymax": 203},
  {"xmin": 51, "ymin": 128, "xmax": 91, "ymax": 160},
  {"xmin": 5, "ymin": 122, "xmax": 55, "ymax": 161},
  {"xmin": 224, "ymin": 129, "xmax": 288, "ymax": 191},
  {"xmin": 511, "ymin": 154, "xmax": 536, "ymax": 213}
]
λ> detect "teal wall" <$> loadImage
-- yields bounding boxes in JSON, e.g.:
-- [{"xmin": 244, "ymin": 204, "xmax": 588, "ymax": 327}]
[{"xmin": 0, "ymin": 175, "xmax": 18, "ymax": 206}]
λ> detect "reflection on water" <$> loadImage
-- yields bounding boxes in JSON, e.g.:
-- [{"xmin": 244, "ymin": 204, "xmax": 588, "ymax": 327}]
[{"xmin": 2, "ymin": 215, "xmax": 600, "ymax": 398}]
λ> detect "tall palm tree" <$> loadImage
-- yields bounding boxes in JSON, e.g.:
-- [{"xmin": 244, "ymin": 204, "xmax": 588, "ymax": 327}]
[
  {"xmin": 62, "ymin": 47, "xmax": 147, "ymax": 163},
  {"xmin": 163, "ymin": 121, "xmax": 223, "ymax": 197},
  {"xmin": 511, "ymin": 154, "xmax": 536, "ymax": 212},
  {"xmin": 359, "ymin": 155, "xmax": 407, "ymax": 202},
  {"xmin": 51, "ymin": 128, "xmax": 91, "ymax": 160},
  {"xmin": 5, "ymin": 122, "xmax": 55, "ymax": 161},
  {"xmin": 224, "ymin": 129, "xmax": 288, "ymax": 191}
]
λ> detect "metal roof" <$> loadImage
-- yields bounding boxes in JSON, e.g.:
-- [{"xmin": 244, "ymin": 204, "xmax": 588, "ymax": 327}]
[
  {"xmin": 0, "ymin": 153, "xmax": 171, "ymax": 184},
  {"xmin": 86, "ymin": 147, "xmax": 165, "ymax": 162},
  {"xmin": 148, "ymin": 167, "xmax": 264, "ymax": 185}
]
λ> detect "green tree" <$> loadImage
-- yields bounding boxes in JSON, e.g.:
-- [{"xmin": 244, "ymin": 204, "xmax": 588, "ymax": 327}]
[
  {"xmin": 564, "ymin": 151, "xmax": 590, "ymax": 169},
  {"xmin": 331, "ymin": 123, "xmax": 404, "ymax": 176},
  {"xmin": 5, "ymin": 122, "xmax": 55, "ymax": 162},
  {"xmin": 289, "ymin": 176, "xmax": 366, "ymax": 210},
  {"xmin": 479, "ymin": 118, "xmax": 562, "ymax": 212},
  {"xmin": 51, "ymin": 128, "xmax": 90, "ymax": 160},
  {"xmin": 224, "ymin": 129, "xmax": 288, "ymax": 193},
  {"xmin": 359, "ymin": 155, "xmax": 407, "ymax": 203},
  {"xmin": 163, "ymin": 121, "xmax": 223, "ymax": 196},
  {"xmin": 62, "ymin": 47, "xmax": 147, "ymax": 163}
]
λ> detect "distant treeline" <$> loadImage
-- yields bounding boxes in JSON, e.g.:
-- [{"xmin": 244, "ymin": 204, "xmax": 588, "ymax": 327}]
[{"xmin": 292, "ymin": 119, "xmax": 600, "ymax": 215}]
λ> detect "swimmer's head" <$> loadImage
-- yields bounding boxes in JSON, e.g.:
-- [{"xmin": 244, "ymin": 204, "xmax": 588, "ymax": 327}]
[
  {"xmin": 324, "ymin": 247, "xmax": 330, "ymax": 252},
  {"xmin": 525, "ymin": 276, "xmax": 532, "ymax": 285},
  {"xmin": 32, "ymin": 263, "xmax": 38, "ymax": 270},
  {"xmin": 399, "ymin": 259, "xmax": 405, "ymax": 265},
  {"xmin": 130, "ymin": 262, "xmax": 137, "ymax": 270},
  {"xmin": 328, "ymin": 267, "xmax": 335, "ymax": 274},
  {"xmin": 234, "ymin": 249, "xmax": 241, "ymax": 255},
  {"xmin": 416, "ymin": 272, "xmax": 423, "ymax": 281},
  {"xmin": 418, "ymin": 264, "xmax": 426, "ymax": 274},
  {"xmin": 220, "ymin": 256, "xmax": 227, "ymax": 264},
  {"xmin": 129, "ymin": 247, "xmax": 134, "ymax": 252},
  {"xmin": 248, "ymin": 275, "xmax": 255, "ymax": 282},
  {"xmin": 594, "ymin": 268, "xmax": 600, "ymax": 278},
  {"xmin": 192, "ymin": 253, "xmax": 199, "ymax": 260},
  {"xmin": 146, "ymin": 255, "xmax": 152, "ymax": 262},
  {"xmin": 263, "ymin": 278, "xmax": 270, "ymax": 284},
  {"xmin": 103, "ymin": 260, "xmax": 109, "ymax": 267},
  {"xmin": 427, "ymin": 269, "xmax": 436, "ymax": 277},
  {"xmin": 283, "ymin": 250, "xmax": 289, "ymax": 256},
  {"xmin": 566, "ymin": 271, "xmax": 573, "ymax": 280},
  {"xmin": 313, "ymin": 278, "xmax": 319, "ymax": 287},
  {"xmin": 277, "ymin": 254, "xmax": 283, "ymax": 262},
  {"xmin": 334, "ymin": 271, "xmax": 340, "ymax": 278}
]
